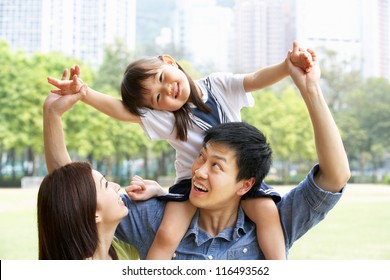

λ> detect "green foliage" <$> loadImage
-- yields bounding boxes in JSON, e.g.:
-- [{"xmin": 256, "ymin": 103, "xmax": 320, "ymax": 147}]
[
  {"xmin": 177, "ymin": 59, "xmax": 203, "ymax": 79},
  {"xmin": 242, "ymin": 86, "xmax": 315, "ymax": 181},
  {"xmin": 242, "ymin": 86, "xmax": 316, "ymax": 184},
  {"xmin": 94, "ymin": 38, "xmax": 134, "ymax": 91},
  {"xmin": 351, "ymin": 78, "xmax": 390, "ymax": 148},
  {"xmin": 319, "ymin": 47, "xmax": 363, "ymax": 113},
  {"xmin": 318, "ymin": 47, "xmax": 390, "ymax": 181},
  {"xmin": 0, "ymin": 39, "xmax": 389, "ymax": 183},
  {"xmin": 382, "ymin": 174, "xmax": 390, "ymax": 185},
  {"xmin": 0, "ymin": 41, "xmax": 94, "ymax": 178},
  {"xmin": 337, "ymin": 77, "xmax": 390, "ymax": 174}
]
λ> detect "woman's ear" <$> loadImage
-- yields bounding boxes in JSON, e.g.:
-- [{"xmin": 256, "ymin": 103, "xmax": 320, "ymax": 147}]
[
  {"xmin": 160, "ymin": 55, "xmax": 178, "ymax": 67},
  {"xmin": 95, "ymin": 212, "xmax": 102, "ymax": 224},
  {"xmin": 237, "ymin": 178, "xmax": 255, "ymax": 196}
]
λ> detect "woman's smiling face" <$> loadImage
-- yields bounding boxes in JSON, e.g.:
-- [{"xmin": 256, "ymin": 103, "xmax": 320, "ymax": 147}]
[{"xmin": 93, "ymin": 170, "xmax": 128, "ymax": 224}]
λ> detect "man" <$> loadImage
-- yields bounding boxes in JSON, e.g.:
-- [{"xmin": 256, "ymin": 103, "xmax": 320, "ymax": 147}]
[
  {"xmin": 44, "ymin": 48, "xmax": 350, "ymax": 259},
  {"xmin": 114, "ymin": 48, "xmax": 350, "ymax": 259}
]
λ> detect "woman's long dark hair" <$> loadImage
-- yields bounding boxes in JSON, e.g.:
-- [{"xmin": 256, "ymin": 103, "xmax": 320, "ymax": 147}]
[
  {"xmin": 37, "ymin": 162, "xmax": 118, "ymax": 260},
  {"xmin": 121, "ymin": 56, "xmax": 210, "ymax": 141}
]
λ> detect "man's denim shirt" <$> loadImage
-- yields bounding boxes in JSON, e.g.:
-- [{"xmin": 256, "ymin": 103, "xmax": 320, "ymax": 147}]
[{"xmin": 115, "ymin": 165, "xmax": 345, "ymax": 260}]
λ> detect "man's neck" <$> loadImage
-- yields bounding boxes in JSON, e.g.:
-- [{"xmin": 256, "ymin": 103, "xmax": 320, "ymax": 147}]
[{"xmin": 197, "ymin": 207, "xmax": 239, "ymax": 237}]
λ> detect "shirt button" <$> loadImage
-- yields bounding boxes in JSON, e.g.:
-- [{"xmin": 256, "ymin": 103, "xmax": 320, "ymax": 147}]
[
  {"xmin": 208, "ymin": 255, "xmax": 213, "ymax": 260},
  {"xmin": 172, "ymin": 253, "xmax": 177, "ymax": 258},
  {"xmin": 242, "ymin": 248, "xmax": 248, "ymax": 254}
]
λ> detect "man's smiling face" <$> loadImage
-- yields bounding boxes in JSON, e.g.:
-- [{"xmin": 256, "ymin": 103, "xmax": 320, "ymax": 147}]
[{"xmin": 189, "ymin": 142, "xmax": 251, "ymax": 211}]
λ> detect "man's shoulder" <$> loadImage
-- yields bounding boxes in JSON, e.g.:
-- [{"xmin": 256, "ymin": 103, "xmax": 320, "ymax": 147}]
[
  {"xmin": 121, "ymin": 194, "xmax": 166, "ymax": 216},
  {"xmin": 116, "ymin": 196, "xmax": 166, "ymax": 258},
  {"xmin": 117, "ymin": 195, "xmax": 165, "ymax": 235}
]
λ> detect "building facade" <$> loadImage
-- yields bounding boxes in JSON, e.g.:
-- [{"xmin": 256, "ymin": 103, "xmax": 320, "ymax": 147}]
[{"xmin": 0, "ymin": 0, "xmax": 136, "ymax": 68}]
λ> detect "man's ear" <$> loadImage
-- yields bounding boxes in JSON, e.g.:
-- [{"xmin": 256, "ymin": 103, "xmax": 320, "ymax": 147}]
[
  {"xmin": 160, "ymin": 55, "xmax": 178, "ymax": 67},
  {"xmin": 237, "ymin": 178, "xmax": 255, "ymax": 196}
]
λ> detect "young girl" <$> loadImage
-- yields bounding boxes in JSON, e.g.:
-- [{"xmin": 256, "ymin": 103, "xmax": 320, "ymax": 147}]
[{"xmin": 48, "ymin": 41, "xmax": 312, "ymax": 260}]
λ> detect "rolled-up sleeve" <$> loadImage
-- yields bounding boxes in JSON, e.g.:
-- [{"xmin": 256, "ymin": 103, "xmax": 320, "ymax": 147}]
[{"xmin": 278, "ymin": 165, "xmax": 346, "ymax": 250}]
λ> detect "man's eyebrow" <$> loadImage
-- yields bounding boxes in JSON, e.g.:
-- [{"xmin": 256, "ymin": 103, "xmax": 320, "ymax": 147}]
[
  {"xmin": 203, "ymin": 146, "xmax": 227, "ymax": 162},
  {"xmin": 212, "ymin": 154, "xmax": 227, "ymax": 162}
]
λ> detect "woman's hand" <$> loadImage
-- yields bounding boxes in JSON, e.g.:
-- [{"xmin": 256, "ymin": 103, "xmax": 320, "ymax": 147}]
[{"xmin": 43, "ymin": 85, "xmax": 87, "ymax": 117}]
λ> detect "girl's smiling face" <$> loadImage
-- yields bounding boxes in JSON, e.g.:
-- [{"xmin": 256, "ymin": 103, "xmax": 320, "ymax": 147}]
[{"xmin": 141, "ymin": 56, "xmax": 191, "ymax": 112}]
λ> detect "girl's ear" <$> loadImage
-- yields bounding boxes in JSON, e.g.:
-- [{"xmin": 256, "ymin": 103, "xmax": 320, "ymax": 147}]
[
  {"xmin": 160, "ymin": 55, "xmax": 178, "ymax": 67},
  {"xmin": 237, "ymin": 178, "xmax": 255, "ymax": 196}
]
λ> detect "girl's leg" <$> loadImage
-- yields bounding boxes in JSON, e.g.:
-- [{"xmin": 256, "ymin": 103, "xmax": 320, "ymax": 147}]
[
  {"xmin": 241, "ymin": 197, "xmax": 286, "ymax": 260},
  {"xmin": 146, "ymin": 201, "xmax": 196, "ymax": 260}
]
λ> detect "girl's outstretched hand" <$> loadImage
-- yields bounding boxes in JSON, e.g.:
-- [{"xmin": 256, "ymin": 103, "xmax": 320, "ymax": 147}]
[
  {"xmin": 287, "ymin": 48, "xmax": 320, "ymax": 94},
  {"xmin": 47, "ymin": 65, "xmax": 85, "ymax": 96},
  {"xmin": 125, "ymin": 175, "xmax": 167, "ymax": 201},
  {"xmin": 290, "ymin": 40, "xmax": 313, "ymax": 73}
]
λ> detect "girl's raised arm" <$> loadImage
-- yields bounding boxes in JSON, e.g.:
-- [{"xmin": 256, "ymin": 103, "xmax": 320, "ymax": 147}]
[{"xmin": 48, "ymin": 66, "xmax": 141, "ymax": 124}]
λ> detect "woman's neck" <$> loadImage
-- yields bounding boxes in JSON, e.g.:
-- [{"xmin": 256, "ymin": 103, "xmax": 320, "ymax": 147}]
[{"xmin": 88, "ymin": 225, "xmax": 117, "ymax": 260}]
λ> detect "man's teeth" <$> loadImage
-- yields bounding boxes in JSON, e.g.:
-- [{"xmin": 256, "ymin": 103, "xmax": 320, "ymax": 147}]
[{"xmin": 194, "ymin": 183, "xmax": 207, "ymax": 192}]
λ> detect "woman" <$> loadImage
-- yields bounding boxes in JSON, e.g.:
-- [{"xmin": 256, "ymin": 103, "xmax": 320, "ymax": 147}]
[
  {"xmin": 37, "ymin": 82, "xmax": 146, "ymax": 260},
  {"xmin": 38, "ymin": 161, "xmax": 134, "ymax": 259}
]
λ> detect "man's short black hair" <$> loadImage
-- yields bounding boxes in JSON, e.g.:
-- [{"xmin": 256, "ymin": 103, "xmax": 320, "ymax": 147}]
[{"xmin": 203, "ymin": 122, "xmax": 272, "ymax": 184}]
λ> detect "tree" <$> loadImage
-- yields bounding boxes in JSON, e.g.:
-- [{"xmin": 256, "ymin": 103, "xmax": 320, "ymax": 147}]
[
  {"xmin": 88, "ymin": 40, "xmax": 152, "ymax": 181},
  {"xmin": 319, "ymin": 47, "xmax": 363, "ymax": 113},
  {"xmin": 242, "ymin": 86, "xmax": 315, "ymax": 183},
  {"xmin": 0, "ymin": 40, "xmax": 96, "ymax": 183},
  {"xmin": 0, "ymin": 43, "xmax": 54, "ymax": 178},
  {"xmin": 94, "ymin": 38, "xmax": 134, "ymax": 91},
  {"xmin": 342, "ymin": 78, "xmax": 390, "ymax": 178},
  {"xmin": 317, "ymin": 47, "xmax": 390, "ymax": 181}
]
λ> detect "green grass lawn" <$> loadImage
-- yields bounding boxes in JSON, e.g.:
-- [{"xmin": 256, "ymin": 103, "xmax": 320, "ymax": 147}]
[
  {"xmin": 0, "ymin": 184, "xmax": 389, "ymax": 260},
  {"xmin": 0, "ymin": 188, "xmax": 39, "ymax": 259},
  {"xmin": 288, "ymin": 184, "xmax": 390, "ymax": 259},
  {"xmin": 288, "ymin": 201, "xmax": 390, "ymax": 259}
]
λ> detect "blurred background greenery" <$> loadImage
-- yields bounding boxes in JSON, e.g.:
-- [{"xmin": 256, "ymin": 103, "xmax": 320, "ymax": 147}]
[{"xmin": 0, "ymin": 40, "xmax": 389, "ymax": 188}]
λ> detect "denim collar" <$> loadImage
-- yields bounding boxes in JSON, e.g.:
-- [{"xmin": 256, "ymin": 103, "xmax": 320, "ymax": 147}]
[{"xmin": 184, "ymin": 207, "xmax": 248, "ymax": 246}]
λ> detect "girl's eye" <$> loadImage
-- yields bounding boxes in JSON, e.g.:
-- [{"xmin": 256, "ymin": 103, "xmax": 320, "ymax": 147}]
[
  {"xmin": 159, "ymin": 72, "xmax": 163, "ymax": 82},
  {"xmin": 212, "ymin": 163, "xmax": 221, "ymax": 170}
]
